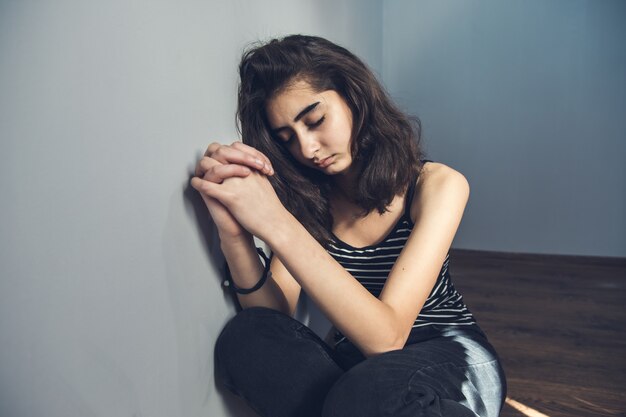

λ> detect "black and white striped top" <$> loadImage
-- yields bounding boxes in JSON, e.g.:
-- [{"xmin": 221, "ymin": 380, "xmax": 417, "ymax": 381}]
[{"xmin": 326, "ymin": 164, "xmax": 476, "ymax": 347}]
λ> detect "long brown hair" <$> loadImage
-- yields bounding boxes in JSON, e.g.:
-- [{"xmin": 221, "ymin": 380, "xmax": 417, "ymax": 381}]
[{"xmin": 237, "ymin": 35, "xmax": 426, "ymax": 246}]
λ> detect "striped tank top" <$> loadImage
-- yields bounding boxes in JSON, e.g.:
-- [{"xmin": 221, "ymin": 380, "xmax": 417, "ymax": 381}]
[{"xmin": 326, "ymin": 161, "xmax": 477, "ymax": 347}]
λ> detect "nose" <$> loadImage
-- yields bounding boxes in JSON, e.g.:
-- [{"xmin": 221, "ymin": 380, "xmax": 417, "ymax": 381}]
[{"xmin": 297, "ymin": 131, "xmax": 320, "ymax": 160}]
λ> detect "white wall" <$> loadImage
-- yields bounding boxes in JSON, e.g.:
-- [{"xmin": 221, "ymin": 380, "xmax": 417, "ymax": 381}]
[
  {"xmin": 0, "ymin": 1, "xmax": 381, "ymax": 416},
  {"xmin": 383, "ymin": 0, "xmax": 626, "ymax": 257}
]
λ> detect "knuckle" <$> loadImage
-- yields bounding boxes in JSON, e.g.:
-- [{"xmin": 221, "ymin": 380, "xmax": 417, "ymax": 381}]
[
  {"xmin": 214, "ymin": 147, "xmax": 230, "ymax": 158},
  {"xmin": 205, "ymin": 142, "xmax": 219, "ymax": 155},
  {"xmin": 206, "ymin": 166, "xmax": 220, "ymax": 179},
  {"xmin": 199, "ymin": 158, "xmax": 210, "ymax": 169},
  {"xmin": 199, "ymin": 157, "xmax": 215, "ymax": 171}
]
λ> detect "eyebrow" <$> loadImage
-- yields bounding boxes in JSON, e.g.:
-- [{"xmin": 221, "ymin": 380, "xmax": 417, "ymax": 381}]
[{"xmin": 271, "ymin": 101, "xmax": 320, "ymax": 135}]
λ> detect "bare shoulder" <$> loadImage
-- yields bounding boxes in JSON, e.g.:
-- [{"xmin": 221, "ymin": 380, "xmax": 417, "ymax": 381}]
[
  {"xmin": 410, "ymin": 162, "xmax": 470, "ymax": 222},
  {"xmin": 417, "ymin": 161, "xmax": 467, "ymax": 184}
]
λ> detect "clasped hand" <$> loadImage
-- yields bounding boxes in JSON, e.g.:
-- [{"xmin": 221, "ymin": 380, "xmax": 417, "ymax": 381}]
[{"xmin": 191, "ymin": 141, "xmax": 287, "ymax": 242}]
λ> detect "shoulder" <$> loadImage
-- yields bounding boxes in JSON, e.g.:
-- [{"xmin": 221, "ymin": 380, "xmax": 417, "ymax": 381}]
[
  {"xmin": 409, "ymin": 162, "xmax": 470, "ymax": 222},
  {"xmin": 417, "ymin": 162, "xmax": 469, "ymax": 188}
]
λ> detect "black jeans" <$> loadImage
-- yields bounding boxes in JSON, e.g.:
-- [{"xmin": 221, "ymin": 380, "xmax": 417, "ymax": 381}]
[{"xmin": 215, "ymin": 307, "xmax": 507, "ymax": 417}]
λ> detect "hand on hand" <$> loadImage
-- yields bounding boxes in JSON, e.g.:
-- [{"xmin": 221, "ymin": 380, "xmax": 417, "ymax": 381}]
[
  {"xmin": 197, "ymin": 141, "xmax": 274, "ymax": 182},
  {"xmin": 191, "ymin": 141, "xmax": 275, "ymax": 240},
  {"xmin": 198, "ymin": 170, "xmax": 288, "ymax": 241}
]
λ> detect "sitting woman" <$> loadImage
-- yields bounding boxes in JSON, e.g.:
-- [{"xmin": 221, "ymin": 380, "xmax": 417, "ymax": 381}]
[{"xmin": 191, "ymin": 34, "xmax": 506, "ymax": 417}]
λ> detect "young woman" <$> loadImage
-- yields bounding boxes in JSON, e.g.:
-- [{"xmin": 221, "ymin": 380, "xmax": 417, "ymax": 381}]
[{"xmin": 191, "ymin": 35, "xmax": 506, "ymax": 417}]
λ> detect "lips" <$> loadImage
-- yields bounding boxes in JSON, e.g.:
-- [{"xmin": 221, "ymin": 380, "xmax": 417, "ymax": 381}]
[{"xmin": 315, "ymin": 155, "xmax": 335, "ymax": 168}]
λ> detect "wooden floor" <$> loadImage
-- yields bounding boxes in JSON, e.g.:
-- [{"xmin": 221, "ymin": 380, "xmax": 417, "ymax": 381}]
[{"xmin": 449, "ymin": 249, "xmax": 626, "ymax": 417}]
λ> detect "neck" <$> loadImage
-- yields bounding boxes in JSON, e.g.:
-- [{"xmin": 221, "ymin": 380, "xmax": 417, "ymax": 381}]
[
  {"xmin": 331, "ymin": 164, "xmax": 360, "ymax": 200},
  {"xmin": 329, "ymin": 162, "xmax": 368, "ymax": 220}
]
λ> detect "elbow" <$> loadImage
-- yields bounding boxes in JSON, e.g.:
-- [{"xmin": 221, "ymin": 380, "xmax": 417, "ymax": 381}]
[
  {"xmin": 360, "ymin": 309, "xmax": 413, "ymax": 357},
  {"xmin": 361, "ymin": 333, "xmax": 409, "ymax": 358},
  {"xmin": 361, "ymin": 343, "xmax": 404, "ymax": 358}
]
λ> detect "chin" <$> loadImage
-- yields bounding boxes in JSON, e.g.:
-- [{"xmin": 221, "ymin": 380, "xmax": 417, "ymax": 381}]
[{"xmin": 324, "ymin": 160, "xmax": 351, "ymax": 175}]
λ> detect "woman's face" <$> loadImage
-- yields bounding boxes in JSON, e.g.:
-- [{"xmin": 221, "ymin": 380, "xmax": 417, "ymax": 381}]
[{"xmin": 265, "ymin": 80, "xmax": 354, "ymax": 175}]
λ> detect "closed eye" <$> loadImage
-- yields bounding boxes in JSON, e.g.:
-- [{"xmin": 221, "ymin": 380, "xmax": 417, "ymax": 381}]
[
  {"xmin": 307, "ymin": 116, "xmax": 325, "ymax": 128},
  {"xmin": 283, "ymin": 116, "xmax": 326, "ymax": 145}
]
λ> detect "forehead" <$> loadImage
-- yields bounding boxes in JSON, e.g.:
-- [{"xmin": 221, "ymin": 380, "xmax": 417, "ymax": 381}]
[{"xmin": 265, "ymin": 80, "xmax": 324, "ymax": 125}]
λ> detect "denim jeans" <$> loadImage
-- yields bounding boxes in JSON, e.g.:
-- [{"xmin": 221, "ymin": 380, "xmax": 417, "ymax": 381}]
[{"xmin": 215, "ymin": 307, "xmax": 507, "ymax": 417}]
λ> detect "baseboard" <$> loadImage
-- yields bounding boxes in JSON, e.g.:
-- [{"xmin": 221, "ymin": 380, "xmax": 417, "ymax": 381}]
[{"xmin": 450, "ymin": 248, "xmax": 626, "ymax": 267}]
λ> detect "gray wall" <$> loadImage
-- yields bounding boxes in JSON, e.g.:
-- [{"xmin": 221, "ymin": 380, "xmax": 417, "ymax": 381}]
[
  {"xmin": 0, "ymin": 1, "xmax": 381, "ymax": 416},
  {"xmin": 383, "ymin": 0, "xmax": 626, "ymax": 257},
  {"xmin": 2, "ymin": 1, "xmax": 625, "ymax": 417}
]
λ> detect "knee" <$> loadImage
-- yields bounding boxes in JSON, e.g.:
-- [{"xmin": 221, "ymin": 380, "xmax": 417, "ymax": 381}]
[
  {"xmin": 214, "ymin": 307, "xmax": 292, "ymax": 385},
  {"xmin": 215, "ymin": 306, "xmax": 284, "ymax": 359},
  {"xmin": 322, "ymin": 361, "xmax": 381, "ymax": 417},
  {"xmin": 215, "ymin": 307, "xmax": 265, "ymax": 352},
  {"xmin": 322, "ymin": 355, "xmax": 473, "ymax": 417}
]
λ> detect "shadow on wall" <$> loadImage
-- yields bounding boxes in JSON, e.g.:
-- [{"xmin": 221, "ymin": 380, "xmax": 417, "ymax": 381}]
[
  {"xmin": 179, "ymin": 157, "xmax": 259, "ymax": 417},
  {"xmin": 176, "ymin": 152, "xmax": 331, "ymax": 417},
  {"xmin": 183, "ymin": 176, "xmax": 227, "ymax": 286}
]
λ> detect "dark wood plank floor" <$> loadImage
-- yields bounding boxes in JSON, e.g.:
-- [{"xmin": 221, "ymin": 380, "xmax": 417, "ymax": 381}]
[{"xmin": 450, "ymin": 249, "xmax": 626, "ymax": 417}]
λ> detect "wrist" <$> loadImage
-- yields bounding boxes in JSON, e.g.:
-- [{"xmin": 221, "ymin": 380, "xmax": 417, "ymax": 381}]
[
  {"xmin": 224, "ymin": 247, "xmax": 272, "ymax": 295},
  {"xmin": 262, "ymin": 209, "xmax": 300, "ymax": 252},
  {"xmin": 219, "ymin": 231, "xmax": 254, "ymax": 252}
]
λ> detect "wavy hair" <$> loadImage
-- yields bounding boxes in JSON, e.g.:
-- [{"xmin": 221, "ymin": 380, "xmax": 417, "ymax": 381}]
[{"xmin": 237, "ymin": 35, "xmax": 425, "ymax": 246}]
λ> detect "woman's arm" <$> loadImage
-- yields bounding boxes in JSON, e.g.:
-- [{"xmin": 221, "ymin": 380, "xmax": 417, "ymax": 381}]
[
  {"xmin": 378, "ymin": 163, "xmax": 470, "ymax": 348},
  {"xmin": 197, "ymin": 164, "xmax": 469, "ymax": 357},
  {"xmin": 193, "ymin": 142, "xmax": 298, "ymax": 315},
  {"xmin": 220, "ymin": 235, "xmax": 300, "ymax": 315}
]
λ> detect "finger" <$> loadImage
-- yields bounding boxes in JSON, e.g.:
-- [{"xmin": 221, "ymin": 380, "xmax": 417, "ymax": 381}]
[
  {"xmin": 231, "ymin": 141, "xmax": 274, "ymax": 175},
  {"xmin": 190, "ymin": 176, "xmax": 215, "ymax": 195},
  {"xmin": 190, "ymin": 176, "xmax": 223, "ymax": 200},
  {"xmin": 211, "ymin": 146, "xmax": 271, "ymax": 174},
  {"xmin": 195, "ymin": 156, "xmax": 221, "ymax": 178},
  {"xmin": 203, "ymin": 141, "xmax": 273, "ymax": 175},
  {"xmin": 202, "ymin": 164, "xmax": 251, "ymax": 184},
  {"xmin": 204, "ymin": 142, "xmax": 221, "ymax": 157}
]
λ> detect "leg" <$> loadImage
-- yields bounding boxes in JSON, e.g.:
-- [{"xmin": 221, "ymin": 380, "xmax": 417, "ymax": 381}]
[
  {"xmin": 214, "ymin": 307, "xmax": 351, "ymax": 417},
  {"xmin": 321, "ymin": 329, "xmax": 506, "ymax": 417}
]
